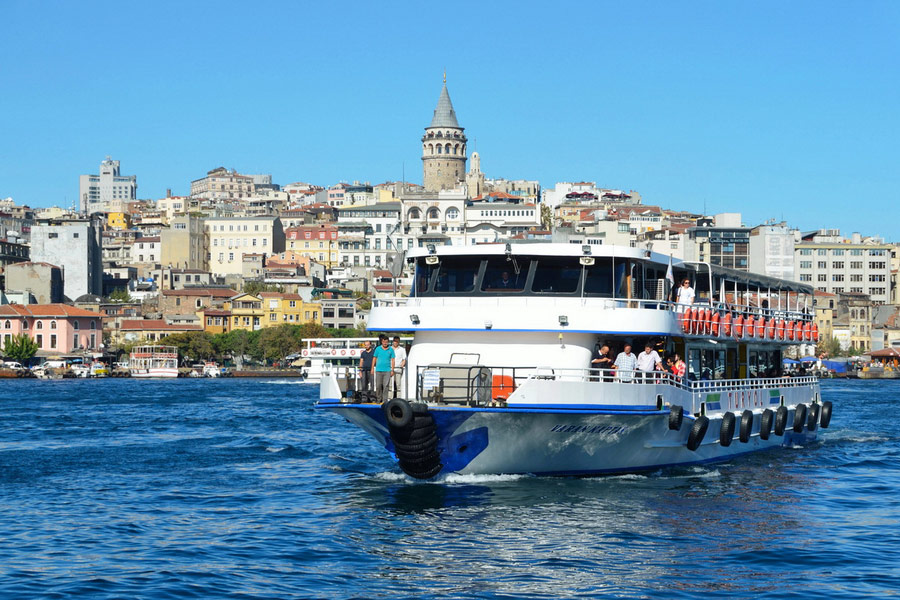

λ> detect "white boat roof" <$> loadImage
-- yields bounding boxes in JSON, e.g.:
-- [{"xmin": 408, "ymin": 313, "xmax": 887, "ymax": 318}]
[{"xmin": 407, "ymin": 242, "xmax": 669, "ymax": 263}]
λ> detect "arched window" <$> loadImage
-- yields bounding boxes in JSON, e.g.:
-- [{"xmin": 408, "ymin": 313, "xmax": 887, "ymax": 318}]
[
  {"xmin": 428, "ymin": 143, "xmax": 434, "ymax": 154},
  {"xmin": 91, "ymin": 320, "xmax": 97, "ymax": 330},
  {"xmin": 445, "ymin": 143, "xmax": 451, "ymax": 154},
  {"xmin": 454, "ymin": 144, "xmax": 460, "ymax": 155},
  {"xmin": 437, "ymin": 145, "xmax": 442, "ymax": 154},
  {"xmin": 36, "ymin": 321, "xmax": 43, "ymax": 330},
  {"xmin": 2, "ymin": 320, "xmax": 9, "ymax": 329},
  {"xmin": 50, "ymin": 320, "xmax": 57, "ymax": 330},
  {"xmin": 427, "ymin": 207, "xmax": 440, "ymax": 220},
  {"xmin": 73, "ymin": 321, "xmax": 80, "ymax": 330},
  {"xmin": 22, "ymin": 320, "xmax": 28, "ymax": 329},
  {"xmin": 446, "ymin": 207, "xmax": 459, "ymax": 220},
  {"xmin": 408, "ymin": 208, "xmax": 421, "ymax": 220}
]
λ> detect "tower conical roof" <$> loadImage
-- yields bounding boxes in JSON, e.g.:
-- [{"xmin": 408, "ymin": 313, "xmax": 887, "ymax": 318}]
[{"xmin": 429, "ymin": 83, "xmax": 461, "ymax": 128}]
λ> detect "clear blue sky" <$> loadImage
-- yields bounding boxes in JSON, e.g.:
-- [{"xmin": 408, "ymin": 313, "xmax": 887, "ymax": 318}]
[{"xmin": 1, "ymin": 1, "xmax": 898, "ymax": 240}]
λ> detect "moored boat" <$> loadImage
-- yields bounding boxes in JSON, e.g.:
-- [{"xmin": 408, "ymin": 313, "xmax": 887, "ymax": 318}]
[
  {"xmin": 317, "ymin": 243, "xmax": 832, "ymax": 479},
  {"xmin": 129, "ymin": 345, "xmax": 179, "ymax": 378}
]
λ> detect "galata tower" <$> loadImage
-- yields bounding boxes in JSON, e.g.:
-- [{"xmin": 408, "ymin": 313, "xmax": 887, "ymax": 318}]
[{"xmin": 422, "ymin": 77, "xmax": 467, "ymax": 192}]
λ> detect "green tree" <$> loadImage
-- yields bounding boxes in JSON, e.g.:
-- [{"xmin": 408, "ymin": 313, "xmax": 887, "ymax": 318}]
[
  {"xmin": 159, "ymin": 331, "xmax": 215, "ymax": 363},
  {"xmin": 2, "ymin": 334, "xmax": 39, "ymax": 364},
  {"xmin": 540, "ymin": 204, "xmax": 553, "ymax": 229},
  {"xmin": 242, "ymin": 281, "xmax": 284, "ymax": 296},
  {"xmin": 220, "ymin": 329, "xmax": 253, "ymax": 368},
  {"xmin": 816, "ymin": 336, "xmax": 841, "ymax": 358},
  {"xmin": 256, "ymin": 324, "xmax": 301, "ymax": 364},
  {"xmin": 109, "ymin": 288, "xmax": 132, "ymax": 302}
]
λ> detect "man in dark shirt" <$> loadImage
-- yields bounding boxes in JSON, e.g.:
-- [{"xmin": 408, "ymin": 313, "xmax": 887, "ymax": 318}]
[
  {"xmin": 590, "ymin": 344, "xmax": 612, "ymax": 381},
  {"xmin": 359, "ymin": 340, "xmax": 374, "ymax": 394}
]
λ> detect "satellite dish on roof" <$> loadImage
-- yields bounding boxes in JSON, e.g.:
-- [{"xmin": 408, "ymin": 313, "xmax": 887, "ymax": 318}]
[{"xmin": 387, "ymin": 251, "xmax": 405, "ymax": 277}]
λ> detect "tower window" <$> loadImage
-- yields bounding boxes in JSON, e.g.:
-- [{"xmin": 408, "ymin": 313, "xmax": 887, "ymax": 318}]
[{"xmin": 437, "ymin": 146, "xmax": 442, "ymax": 154}]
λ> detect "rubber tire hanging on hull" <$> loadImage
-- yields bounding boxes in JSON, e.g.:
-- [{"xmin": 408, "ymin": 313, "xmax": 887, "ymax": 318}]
[
  {"xmin": 807, "ymin": 403, "xmax": 820, "ymax": 430},
  {"xmin": 720, "ymin": 412, "xmax": 736, "ymax": 447},
  {"xmin": 686, "ymin": 416, "xmax": 709, "ymax": 451},
  {"xmin": 739, "ymin": 410, "xmax": 753, "ymax": 443},
  {"xmin": 793, "ymin": 404, "xmax": 808, "ymax": 433},
  {"xmin": 820, "ymin": 401, "xmax": 833, "ymax": 428},
  {"xmin": 774, "ymin": 406, "xmax": 788, "ymax": 436},
  {"xmin": 669, "ymin": 405, "xmax": 684, "ymax": 431},
  {"xmin": 759, "ymin": 409, "xmax": 774, "ymax": 440},
  {"xmin": 383, "ymin": 399, "xmax": 443, "ymax": 479}
]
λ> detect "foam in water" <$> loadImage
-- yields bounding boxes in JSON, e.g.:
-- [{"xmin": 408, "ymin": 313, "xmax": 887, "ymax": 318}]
[{"xmin": 372, "ymin": 471, "xmax": 529, "ymax": 484}]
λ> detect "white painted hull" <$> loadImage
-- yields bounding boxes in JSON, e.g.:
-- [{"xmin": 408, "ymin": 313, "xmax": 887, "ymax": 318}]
[{"xmin": 130, "ymin": 368, "xmax": 179, "ymax": 378}]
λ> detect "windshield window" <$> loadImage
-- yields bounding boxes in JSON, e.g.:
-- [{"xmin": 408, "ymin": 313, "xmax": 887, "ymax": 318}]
[
  {"xmin": 531, "ymin": 258, "xmax": 581, "ymax": 294},
  {"xmin": 433, "ymin": 257, "xmax": 481, "ymax": 293},
  {"xmin": 584, "ymin": 261, "xmax": 614, "ymax": 297},
  {"xmin": 481, "ymin": 258, "xmax": 527, "ymax": 292}
]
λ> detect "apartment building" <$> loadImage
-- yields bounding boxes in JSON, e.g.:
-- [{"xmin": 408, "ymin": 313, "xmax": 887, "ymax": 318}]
[
  {"xmin": 204, "ymin": 217, "xmax": 285, "ymax": 277},
  {"xmin": 794, "ymin": 230, "xmax": 891, "ymax": 304}
]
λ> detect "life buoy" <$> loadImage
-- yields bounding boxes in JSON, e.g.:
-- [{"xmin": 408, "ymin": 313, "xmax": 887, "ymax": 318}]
[
  {"xmin": 776, "ymin": 319, "xmax": 785, "ymax": 340},
  {"xmin": 694, "ymin": 308, "xmax": 705, "ymax": 335},
  {"xmin": 711, "ymin": 311, "xmax": 720, "ymax": 336},
  {"xmin": 812, "ymin": 323, "xmax": 819, "ymax": 343},
  {"xmin": 802, "ymin": 321, "xmax": 811, "ymax": 341},
  {"xmin": 722, "ymin": 312, "xmax": 732, "ymax": 337},
  {"xmin": 680, "ymin": 308, "xmax": 691, "ymax": 333},
  {"xmin": 793, "ymin": 404, "xmax": 807, "ymax": 432},
  {"xmin": 744, "ymin": 315, "xmax": 754, "ymax": 337},
  {"xmin": 703, "ymin": 309, "xmax": 712, "ymax": 335},
  {"xmin": 341, "ymin": 350, "xmax": 346, "ymax": 355},
  {"xmin": 756, "ymin": 317, "xmax": 766, "ymax": 338},
  {"xmin": 686, "ymin": 416, "xmax": 709, "ymax": 451},
  {"xmin": 733, "ymin": 314, "xmax": 743, "ymax": 337},
  {"xmin": 787, "ymin": 320, "xmax": 795, "ymax": 341},
  {"xmin": 739, "ymin": 410, "xmax": 754, "ymax": 443},
  {"xmin": 820, "ymin": 401, "xmax": 833, "ymax": 428},
  {"xmin": 720, "ymin": 412, "xmax": 736, "ymax": 447},
  {"xmin": 302, "ymin": 349, "xmax": 308, "ymax": 356},
  {"xmin": 331, "ymin": 350, "xmax": 337, "ymax": 355},
  {"xmin": 759, "ymin": 408, "xmax": 774, "ymax": 440}
]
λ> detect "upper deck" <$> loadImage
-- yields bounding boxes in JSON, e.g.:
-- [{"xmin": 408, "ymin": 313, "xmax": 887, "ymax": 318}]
[{"xmin": 369, "ymin": 243, "xmax": 815, "ymax": 339}]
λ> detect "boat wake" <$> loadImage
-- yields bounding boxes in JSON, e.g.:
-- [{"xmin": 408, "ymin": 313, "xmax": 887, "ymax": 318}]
[{"xmin": 372, "ymin": 471, "xmax": 529, "ymax": 484}]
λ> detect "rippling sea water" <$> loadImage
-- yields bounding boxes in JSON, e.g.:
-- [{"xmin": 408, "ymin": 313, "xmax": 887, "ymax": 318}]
[{"xmin": 0, "ymin": 378, "xmax": 898, "ymax": 599}]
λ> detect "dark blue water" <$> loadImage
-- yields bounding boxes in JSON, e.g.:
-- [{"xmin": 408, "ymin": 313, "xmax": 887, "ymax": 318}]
[{"xmin": 1, "ymin": 378, "xmax": 898, "ymax": 599}]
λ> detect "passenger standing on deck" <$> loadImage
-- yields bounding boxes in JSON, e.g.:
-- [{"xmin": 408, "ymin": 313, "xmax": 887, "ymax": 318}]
[
  {"xmin": 677, "ymin": 279, "xmax": 695, "ymax": 306},
  {"xmin": 371, "ymin": 335, "xmax": 395, "ymax": 403},
  {"xmin": 636, "ymin": 343, "xmax": 663, "ymax": 382},
  {"xmin": 672, "ymin": 353, "xmax": 686, "ymax": 379},
  {"xmin": 614, "ymin": 344, "xmax": 637, "ymax": 382},
  {"xmin": 390, "ymin": 336, "xmax": 407, "ymax": 398},
  {"xmin": 359, "ymin": 340, "xmax": 375, "ymax": 394},
  {"xmin": 590, "ymin": 344, "xmax": 612, "ymax": 381}
]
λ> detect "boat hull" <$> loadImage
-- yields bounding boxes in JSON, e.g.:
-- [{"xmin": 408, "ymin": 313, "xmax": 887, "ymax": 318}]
[
  {"xmin": 319, "ymin": 400, "xmax": 819, "ymax": 476},
  {"xmin": 129, "ymin": 368, "xmax": 179, "ymax": 378}
]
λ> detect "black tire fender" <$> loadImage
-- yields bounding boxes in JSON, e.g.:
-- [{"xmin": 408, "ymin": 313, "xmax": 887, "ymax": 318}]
[
  {"xmin": 820, "ymin": 401, "xmax": 833, "ymax": 428},
  {"xmin": 720, "ymin": 412, "xmax": 736, "ymax": 447},
  {"xmin": 807, "ymin": 403, "xmax": 820, "ymax": 430},
  {"xmin": 739, "ymin": 410, "xmax": 753, "ymax": 443},
  {"xmin": 668, "ymin": 405, "xmax": 684, "ymax": 431},
  {"xmin": 793, "ymin": 404, "xmax": 807, "ymax": 433},
  {"xmin": 774, "ymin": 406, "xmax": 788, "ymax": 436},
  {"xmin": 383, "ymin": 398, "xmax": 413, "ymax": 429},
  {"xmin": 759, "ymin": 409, "xmax": 774, "ymax": 440},
  {"xmin": 686, "ymin": 416, "xmax": 709, "ymax": 451}
]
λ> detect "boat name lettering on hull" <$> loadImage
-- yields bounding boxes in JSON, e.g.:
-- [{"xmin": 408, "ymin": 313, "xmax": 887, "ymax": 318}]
[{"xmin": 550, "ymin": 424, "xmax": 627, "ymax": 434}]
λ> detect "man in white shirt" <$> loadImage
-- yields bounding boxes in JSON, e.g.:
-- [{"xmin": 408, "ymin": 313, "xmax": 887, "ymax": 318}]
[
  {"xmin": 613, "ymin": 344, "xmax": 637, "ymax": 382},
  {"xmin": 636, "ymin": 343, "xmax": 663, "ymax": 382},
  {"xmin": 391, "ymin": 337, "xmax": 407, "ymax": 398}
]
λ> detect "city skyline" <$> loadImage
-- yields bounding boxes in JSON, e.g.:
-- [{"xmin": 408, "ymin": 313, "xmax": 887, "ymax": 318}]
[{"xmin": 1, "ymin": 1, "xmax": 898, "ymax": 239}]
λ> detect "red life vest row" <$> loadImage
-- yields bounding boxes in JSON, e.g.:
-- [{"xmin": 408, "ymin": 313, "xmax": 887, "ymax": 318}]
[{"xmin": 679, "ymin": 308, "xmax": 819, "ymax": 342}]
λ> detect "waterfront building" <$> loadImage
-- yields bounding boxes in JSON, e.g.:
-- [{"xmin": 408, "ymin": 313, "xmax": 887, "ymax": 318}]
[
  {"xmin": 794, "ymin": 229, "xmax": 891, "ymax": 305},
  {"xmin": 542, "ymin": 182, "xmax": 641, "ymax": 209},
  {"xmin": 259, "ymin": 291, "xmax": 321, "ymax": 326},
  {"xmin": 204, "ymin": 216, "xmax": 285, "ymax": 278},
  {"xmin": 749, "ymin": 222, "xmax": 796, "ymax": 281},
  {"xmin": 79, "ymin": 157, "xmax": 138, "ymax": 214},
  {"xmin": 422, "ymin": 80, "xmax": 467, "ymax": 192},
  {"xmin": 285, "ymin": 224, "xmax": 339, "ymax": 268},
  {"xmin": 0, "ymin": 303, "xmax": 104, "ymax": 354},
  {"xmin": 159, "ymin": 287, "xmax": 235, "ymax": 317},
  {"xmin": 3, "ymin": 262, "xmax": 64, "ymax": 304},
  {"xmin": 200, "ymin": 308, "xmax": 232, "ymax": 335},
  {"xmin": 160, "ymin": 215, "xmax": 207, "ymax": 271},
  {"xmin": 226, "ymin": 293, "xmax": 264, "ymax": 331},
  {"xmin": 190, "ymin": 167, "xmax": 255, "ymax": 200},
  {"xmin": 29, "ymin": 215, "xmax": 103, "ymax": 301},
  {"xmin": 116, "ymin": 319, "xmax": 202, "ymax": 344}
]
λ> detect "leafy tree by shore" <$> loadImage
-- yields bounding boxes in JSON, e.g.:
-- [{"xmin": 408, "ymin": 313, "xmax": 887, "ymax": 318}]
[{"xmin": 2, "ymin": 334, "xmax": 39, "ymax": 364}]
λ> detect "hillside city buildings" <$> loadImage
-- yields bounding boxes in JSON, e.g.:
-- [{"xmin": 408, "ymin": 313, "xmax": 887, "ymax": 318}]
[{"xmin": 2, "ymin": 80, "xmax": 900, "ymax": 359}]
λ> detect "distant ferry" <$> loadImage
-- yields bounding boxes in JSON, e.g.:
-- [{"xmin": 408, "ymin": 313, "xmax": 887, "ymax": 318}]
[
  {"xmin": 317, "ymin": 243, "xmax": 832, "ymax": 479},
  {"xmin": 298, "ymin": 336, "xmax": 413, "ymax": 385},
  {"xmin": 129, "ymin": 345, "xmax": 179, "ymax": 378}
]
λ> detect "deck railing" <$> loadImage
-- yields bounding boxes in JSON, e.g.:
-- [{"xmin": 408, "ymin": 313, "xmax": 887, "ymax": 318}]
[{"xmin": 413, "ymin": 364, "xmax": 818, "ymax": 408}]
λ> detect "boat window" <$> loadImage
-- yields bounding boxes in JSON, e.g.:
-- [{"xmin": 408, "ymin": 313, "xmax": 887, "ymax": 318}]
[
  {"xmin": 432, "ymin": 257, "xmax": 481, "ymax": 293},
  {"xmin": 531, "ymin": 258, "xmax": 581, "ymax": 294},
  {"xmin": 701, "ymin": 349, "xmax": 715, "ymax": 381},
  {"xmin": 714, "ymin": 349, "xmax": 726, "ymax": 380},
  {"xmin": 413, "ymin": 260, "xmax": 440, "ymax": 296},
  {"xmin": 583, "ymin": 260, "xmax": 614, "ymax": 297},
  {"xmin": 687, "ymin": 348, "xmax": 701, "ymax": 381},
  {"xmin": 481, "ymin": 258, "xmax": 527, "ymax": 292},
  {"xmin": 748, "ymin": 350, "xmax": 759, "ymax": 378}
]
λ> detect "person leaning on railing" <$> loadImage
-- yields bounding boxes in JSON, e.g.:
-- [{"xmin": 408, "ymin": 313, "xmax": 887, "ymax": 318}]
[
  {"xmin": 636, "ymin": 343, "xmax": 663, "ymax": 383},
  {"xmin": 590, "ymin": 343, "xmax": 612, "ymax": 382},
  {"xmin": 614, "ymin": 344, "xmax": 638, "ymax": 383}
]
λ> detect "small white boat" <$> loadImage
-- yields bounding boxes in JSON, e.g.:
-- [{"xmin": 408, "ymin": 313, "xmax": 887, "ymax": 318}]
[
  {"xmin": 129, "ymin": 345, "xmax": 179, "ymax": 378},
  {"xmin": 318, "ymin": 243, "xmax": 832, "ymax": 479},
  {"xmin": 298, "ymin": 336, "xmax": 411, "ymax": 385}
]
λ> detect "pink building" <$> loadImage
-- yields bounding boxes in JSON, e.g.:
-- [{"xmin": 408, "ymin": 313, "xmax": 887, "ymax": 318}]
[{"xmin": 0, "ymin": 304, "xmax": 105, "ymax": 355}]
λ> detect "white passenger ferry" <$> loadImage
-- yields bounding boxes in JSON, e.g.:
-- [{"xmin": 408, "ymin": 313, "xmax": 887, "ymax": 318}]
[
  {"xmin": 298, "ymin": 336, "xmax": 412, "ymax": 385},
  {"xmin": 316, "ymin": 244, "xmax": 832, "ymax": 479},
  {"xmin": 129, "ymin": 345, "xmax": 179, "ymax": 378}
]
